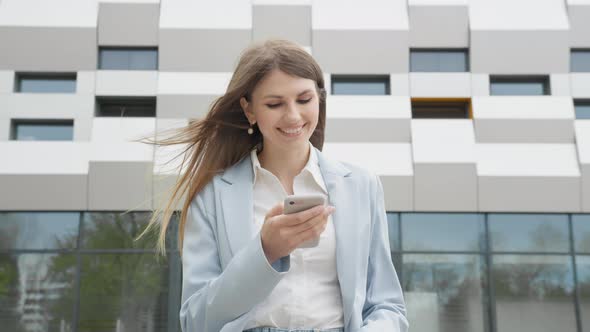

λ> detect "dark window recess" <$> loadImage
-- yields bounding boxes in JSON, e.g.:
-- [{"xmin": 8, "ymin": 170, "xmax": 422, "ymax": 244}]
[
  {"xmin": 15, "ymin": 73, "xmax": 76, "ymax": 93},
  {"xmin": 331, "ymin": 75, "xmax": 390, "ymax": 95},
  {"xmin": 571, "ymin": 49, "xmax": 590, "ymax": 72},
  {"xmin": 10, "ymin": 119, "xmax": 74, "ymax": 141},
  {"xmin": 412, "ymin": 100, "xmax": 470, "ymax": 119},
  {"xmin": 490, "ymin": 75, "xmax": 551, "ymax": 96},
  {"xmin": 96, "ymin": 97, "xmax": 156, "ymax": 117},
  {"xmin": 575, "ymin": 100, "xmax": 590, "ymax": 120},
  {"xmin": 410, "ymin": 49, "xmax": 469, "ymax": 72},
  {"xmin": 98, "ymin": 47, "xmax": 158, "ymax": 70}
]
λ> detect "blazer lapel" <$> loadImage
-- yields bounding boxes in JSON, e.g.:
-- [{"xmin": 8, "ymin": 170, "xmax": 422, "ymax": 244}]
[
  {"xmin": 316, "ymin": 147, "xmax": 356, "ymax": 330},
  {"xmin": 219, "ymin": 155, "xmax": 257, "ymax": 257}
]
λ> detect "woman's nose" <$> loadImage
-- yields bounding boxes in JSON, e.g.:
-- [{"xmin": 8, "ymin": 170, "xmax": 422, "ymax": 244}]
[{"xmin": 283, "ymin": 100, "xmax": 302, "ymax": 120}]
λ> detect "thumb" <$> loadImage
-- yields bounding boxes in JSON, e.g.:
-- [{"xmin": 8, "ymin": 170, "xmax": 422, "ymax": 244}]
[{"xmin": 264, "ymin": 202, "xmax": 284, "ymax": 221}]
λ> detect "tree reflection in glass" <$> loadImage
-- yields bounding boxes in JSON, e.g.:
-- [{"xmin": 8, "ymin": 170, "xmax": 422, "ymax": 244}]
[
  {"xmin": 402, "ymin": 254, "xmax": 486, "ymax": 332},
  {"xmin": 492, "ymin": 255, "xmax": 576, "ymax": 332}
]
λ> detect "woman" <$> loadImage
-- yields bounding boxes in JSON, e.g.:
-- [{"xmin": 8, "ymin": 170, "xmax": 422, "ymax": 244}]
[{"xmin": 142, "ymin": 39, "xmax": 408, "ymax": 332}]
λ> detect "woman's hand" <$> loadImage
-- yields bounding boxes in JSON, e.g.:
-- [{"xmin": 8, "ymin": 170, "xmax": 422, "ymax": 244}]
[{"xmin": 260, "ymin": 202, "xmax": 336, "ymax": 264}]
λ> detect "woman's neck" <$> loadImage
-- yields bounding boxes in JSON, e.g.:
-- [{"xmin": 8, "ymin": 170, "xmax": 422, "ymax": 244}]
[{"xmin": 258, "ymin": 142, "xmax": 311, "ymax": 183}]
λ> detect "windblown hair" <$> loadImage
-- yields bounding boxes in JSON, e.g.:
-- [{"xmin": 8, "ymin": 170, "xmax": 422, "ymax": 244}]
[{"xmin": 137, "ymin": 39, "xmax": 327, "ymax": 255}]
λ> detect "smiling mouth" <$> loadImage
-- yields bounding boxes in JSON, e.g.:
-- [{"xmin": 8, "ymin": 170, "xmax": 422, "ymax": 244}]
[{"xmin": 277, "ymin": 123, "xmax": 306, "ymax": 136}]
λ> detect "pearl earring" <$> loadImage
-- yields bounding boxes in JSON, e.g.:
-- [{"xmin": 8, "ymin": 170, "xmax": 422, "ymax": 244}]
[{"xmin": 247, "ymin": 122, "xmax": 255, "ymax": 135}]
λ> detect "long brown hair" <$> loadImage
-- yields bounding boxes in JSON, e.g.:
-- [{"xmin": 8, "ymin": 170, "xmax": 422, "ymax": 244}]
[{"xmin": 137, "ymin": 39, "xmax": 327, "ymax": 255}]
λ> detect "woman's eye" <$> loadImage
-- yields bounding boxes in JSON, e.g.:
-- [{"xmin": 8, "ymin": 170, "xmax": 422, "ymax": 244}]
[{"xmin": 266, "ymin": 99, "xmax": 312, "ymax": 109}]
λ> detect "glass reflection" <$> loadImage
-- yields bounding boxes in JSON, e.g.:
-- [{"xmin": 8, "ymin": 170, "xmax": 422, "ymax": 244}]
[
  {"xmin": 0, "ymin": 253, "xmax": 76, "ymax": 332},
  {"xmin": 573, "ymin": 214, "xmax": 590, "ymax": 253},
  {"xmin": 77, "ymin": 254, "xmax": 170, "ymax": 332},
  {"xmin": 402, "ymin": 254, "xmax": 486, "ymax": 332},
  {"xmin": 99, "ymin": 48, "xmax": 158, "ymax": 70},
  {"xmin": 401, "ymin": 213, "xmax": 484, "ymax": 252},
  {"xmin": 576, "ymin": 256, "xmax": 590, "ymax": 332},
  {"xmin": 81, "ymin": 212, "xmax": 176, "ymax": 250},
  {"xmin": 410, "ymin": 50, "xmax": 468, "ymax": 72},
  {"xmin": 488, "ymin": 214, "xmax": 569, "ymax": 253},
  {"xmin": 492, "ymin": 255, "xmax": 576, "ymax": 332},
  {"xmin": 0, "ymin": 213, "xmax": 79, "ymax": 250},
  {"xmin": 387, "ymin": 212, "xmax": 400, "ymax": 252}
]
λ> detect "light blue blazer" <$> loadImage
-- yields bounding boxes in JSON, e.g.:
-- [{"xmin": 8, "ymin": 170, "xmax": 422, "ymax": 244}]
[{"xmin": 179, "ymin": 146, "xmax": 409, "ymax": 332}]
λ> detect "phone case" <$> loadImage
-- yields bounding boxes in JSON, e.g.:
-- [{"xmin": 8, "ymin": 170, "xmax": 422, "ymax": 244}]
[{"xmin": 283, "ymin": 194, "xmax": 327, "ymax": 248}]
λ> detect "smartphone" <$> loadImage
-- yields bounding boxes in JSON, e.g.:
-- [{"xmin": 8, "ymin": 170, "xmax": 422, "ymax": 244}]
[{"xmin": 283, "ymin": 193, "xmax": 327, "ymax": 248}]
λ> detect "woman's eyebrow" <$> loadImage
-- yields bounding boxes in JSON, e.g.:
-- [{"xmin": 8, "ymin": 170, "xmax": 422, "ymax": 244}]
[{"xmin": 263, "ymin": 89, "xmax": 312, "ymax": 99}]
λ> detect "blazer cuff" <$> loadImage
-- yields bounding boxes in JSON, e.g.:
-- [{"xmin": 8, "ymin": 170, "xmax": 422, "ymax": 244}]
[{"xmin": 255, "ymin": 231, "xmax": 290, "ymax": 275}]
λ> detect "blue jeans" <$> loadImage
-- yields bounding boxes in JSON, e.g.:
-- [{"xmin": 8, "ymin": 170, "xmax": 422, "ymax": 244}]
[{"xmin": 243, "ymin": 327, "xmax": 344, "ymax": 332}]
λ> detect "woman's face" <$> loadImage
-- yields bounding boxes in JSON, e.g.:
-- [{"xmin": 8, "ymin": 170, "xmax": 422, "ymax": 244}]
[{"xmin": 240, "ymin": 68, "xmax": 320, "ymax": 153}]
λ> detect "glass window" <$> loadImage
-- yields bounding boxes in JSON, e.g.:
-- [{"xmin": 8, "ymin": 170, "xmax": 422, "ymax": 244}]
[
  {"xmin": 412, "ymin": 100, "xmax": 470, "ymax": 119},
  {"xmin": 492, "ymin": 255, "xmax": 576, "ymax": 332},
  {"xmin": 81, "ymin": 212, "xmax": 177, "ymax": 250},
  {"xmin": 10, "ymin": 120, "xmax": 74, "ymax": 141},
  {"xmin": 571, "ymin": 49, "xmax": 590, "ymax": 72},
  {"xmin": 573, "ymin": 214, "xmax": 590, "ymax": 253},
  {"xmin": 488, "ymin": 214, "xmax": 569, "ymax": 253},
  {"xmin": 401, "ymin": 213, "xmax": 485, "ymax": 252},
  {"xmin": 99, "ymin": 48, "xmax": 158, "ymax": 70},
  {"xmin": 402, "ymin": 254, "xmax": 486, "ymax": 332},
  {"xmin": 576, "ymin": 256, "xmax": 590, "ymax": 331},
  {"xmin": 95, "ymin": 97, "xmax": 156, "ymax": 117},
  {"xmin": 0, "ymin": 253, "xmax": 77, "ymax": 332},
  {"xmin": 490, "ymin": 76, "xmax": 551, "ymax": 96},
  {"xmin": 574, "ymin": 100, "xmax": 590, "ymax": 120},
  {"xmin": 77, "ymin": 254, "xmax": 173, "ymax": 332},
  {"xmin": 410, "ymin": 49, "xmax": 469, "ymax": 72},
  {"xmin": 0, "ymin": 212, "xmax": 79, "ymax": 250},
  {"xmin": 387, "ymin": 212, "xmax": 400, "ymax": 252},
  {"xmin": 331, "ymin": 75, "xmax": 390, "ymax": 95},
  {"xmin": 16, "ymin": 73, "xmax": 76, "ymax": 93}
]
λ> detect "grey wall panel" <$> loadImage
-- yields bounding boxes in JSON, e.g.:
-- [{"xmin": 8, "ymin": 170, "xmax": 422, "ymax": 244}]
[
  {"xmin": 569, "ymin": 4, "xmax": 590, "ymax": 47},
  {"xmin": 414, "ymin": 163, "xmax": 478, "ymax": 211},
  {"xmin": 478, "ymin": 176, "xmax": 581, "ymax": 212},
  {"xmin": 157, "ymin": 94, "xmax": 218, "ymax": 119},
  {"xmin": 312, "ymin": 30, "xmax": 409, "ymax": 73},
  {"xmin": 380, "ymin": 175, "xmax": 413, "ymax": 211},
  {"xmin": 409, "ymin": 5, "xmax": 469, "ymax": 47},
  {"xmin": 159, "ymin": 29, "xmax": 251, "ymax": 71},
  {"xmin": 0, "ymin": 27, "xmax": 97, "ymax": 71},
  {"xmin": 253, "ymin": 5, "xmax": 311, "ymax": 46},
  {"xmin": 471, "ymin": 30, "xmax": 569, "ymax": 74},
  {"xmin": 88, "ymin": 161, "xmax": 153, "ymax": 211},
  {"xmin": 473, "ymin": 119, "xmax": 575, "ymax": 143},
  {"xmin": 0, "ymin": 174, "xmax": 87, "ymax": 210},
  {"xmin": 325, "ymin": 118, "xmax": 410, "ymax": 142},
  {"xmin": 98, "ymin": 2, "xmax": 159, "ymax": 46}
]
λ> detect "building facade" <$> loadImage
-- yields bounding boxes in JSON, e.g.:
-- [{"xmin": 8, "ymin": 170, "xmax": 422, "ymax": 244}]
[{"xmin": 1, "ymin": 0, "xmax": 590, "ymax": 331}]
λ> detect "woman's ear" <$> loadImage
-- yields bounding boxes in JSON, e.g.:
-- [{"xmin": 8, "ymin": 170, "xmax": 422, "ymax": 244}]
[{"xmin": 240, "ymin": 96, "xmax": 255, "ymax": 124}]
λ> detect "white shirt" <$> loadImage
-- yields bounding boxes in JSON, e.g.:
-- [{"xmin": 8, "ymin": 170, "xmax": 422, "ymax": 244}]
[{"xmin": 243, "ymin": 141, "xmax": 345, "ymax": 330}]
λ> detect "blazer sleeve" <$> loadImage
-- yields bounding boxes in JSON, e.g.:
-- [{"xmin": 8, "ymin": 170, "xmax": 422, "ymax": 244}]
[
  {"xmin": 360, "ymin": 174, "xmax": 409, "ymax": 332},
  {"xmin": 179, "ymin": 188, "xmax": 291, "ymax": 332}
]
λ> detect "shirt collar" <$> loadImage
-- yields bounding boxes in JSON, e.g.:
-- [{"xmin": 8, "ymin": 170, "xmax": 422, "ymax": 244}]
[{"xmin": 250, "ymin": 141, "xmax": 327, "ymax": 193}]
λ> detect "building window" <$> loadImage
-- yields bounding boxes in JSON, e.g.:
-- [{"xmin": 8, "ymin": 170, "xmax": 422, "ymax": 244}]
[
  {"xmin": 15, "ymin": 73, "xmax": 76, "ymax": 93},
  {"xmin": 331, "ymin": 75, "xmax": 390, "ymax": 95},
  {"xmin": 575, "ymin": 100, "xmax": 590, "ymax": 119},
  {"xmin": 98, "ymin": 47, "xmax": 158, "ymax": 70},
  {"xmin": 10, "ymin": 120, "xmax": 74, "ymax": 141},
  {"xmin": 0, "ymin": 212, "xmax": 181, "ymax": 332},
  {"xmin": 571, "ymin": 49, "xmax": 590, "ymax": 72},
  {"xmin": 490, "ymin": 75, "xmax": 551, "ymax": 96},
  {"xmin": 95, "ymin": 97, "xmax": 156, "ymax": 117},
  {"xmin": 410, "ymin": 49, "xmax": 469, "ymax": 72},
  {"xmin": 411, "ymin": 98, "xmax": 471, "ymax": 118}
]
